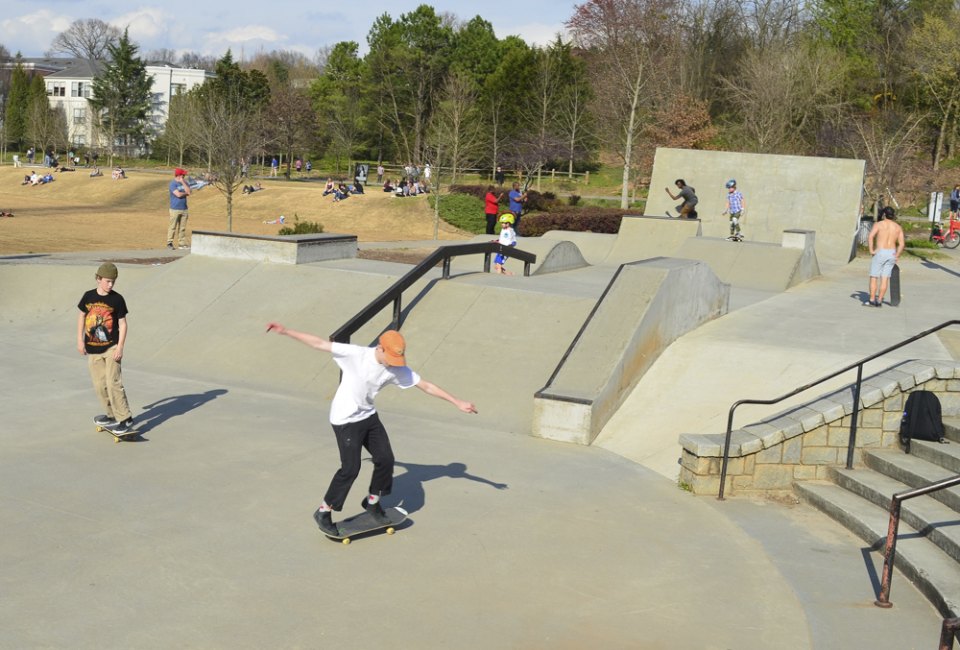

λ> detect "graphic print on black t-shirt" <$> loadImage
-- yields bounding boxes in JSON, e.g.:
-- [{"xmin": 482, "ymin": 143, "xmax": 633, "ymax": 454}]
[{"xmin": 78, "ymin": 289, "xmax": 127, "ymax": 354}]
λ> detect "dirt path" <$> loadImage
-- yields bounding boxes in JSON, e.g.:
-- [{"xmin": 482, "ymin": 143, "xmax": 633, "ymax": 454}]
[{"xmin": 0, "ymin": 166, "xmax": 471, "ymax": 255}]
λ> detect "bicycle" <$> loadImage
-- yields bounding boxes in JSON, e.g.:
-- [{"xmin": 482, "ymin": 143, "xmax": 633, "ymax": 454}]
[{"xmin": 930, "ymin": 213, "xmax": 960, "ymax": 249}]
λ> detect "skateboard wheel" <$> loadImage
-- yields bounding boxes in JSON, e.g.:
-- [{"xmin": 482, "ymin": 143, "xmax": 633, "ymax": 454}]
[
  {"xmin": 342, "ymin": 538, "xmax": 351, "ymax": 545},
  {"xmin": 387, "ymin": 528, "xmax": 395, "ymax": 535},
  {"xmin": 114, "ymin": 438, "xmax": 120, "ymax": 444},
  {"xmin": 96, "ymin": 426, "xmax": 103, "ymax": 432}
]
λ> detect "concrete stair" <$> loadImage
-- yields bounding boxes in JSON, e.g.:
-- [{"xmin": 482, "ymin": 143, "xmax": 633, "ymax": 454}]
[{"xmin": 795, "ymin": 418, "xmax": 960, "ymax": 618}]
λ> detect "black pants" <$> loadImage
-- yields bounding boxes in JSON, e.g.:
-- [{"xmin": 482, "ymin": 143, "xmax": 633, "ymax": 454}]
[
  {"xmin": 485, "ymin": 213, "xmax": 498, "ymax": 235},
  {"xmin": 324, "ymin": 413, "xmax": 395, "ymax": 511}
]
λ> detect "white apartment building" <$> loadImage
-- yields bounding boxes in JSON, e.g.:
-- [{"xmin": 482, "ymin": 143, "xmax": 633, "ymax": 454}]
[{"xmin": 37, "ymin": 58, "xmax": 213, "ymax": 149}]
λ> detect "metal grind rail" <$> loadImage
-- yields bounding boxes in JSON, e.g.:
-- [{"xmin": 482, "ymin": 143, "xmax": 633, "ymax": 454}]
[
  {"xmin": 718, "ymin": 320, "xmax": 960, "ymax": 500},
  {"xmin": 874, "ymin": 474, "xmax": 960, "ymax": 609},
  {"xmin": 331, "ymin": 241, "xmax": 536, "ymax": 344},
  {"xmin": 940, "ymin": 617, "xmax": 959, "ymax": 650}
]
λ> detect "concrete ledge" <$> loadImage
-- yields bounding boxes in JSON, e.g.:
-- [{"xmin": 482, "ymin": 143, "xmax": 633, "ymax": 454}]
[
  {"xmin": 533, "ymin": 258, "xmax": 729, "ymax": 445},
  {"xmin": 191, "ymin": 230, "xmax": 357, "ymax": 264},
  {"xmin": 678, "ymin": 360, "xmax": 960, "ymax": 495}
]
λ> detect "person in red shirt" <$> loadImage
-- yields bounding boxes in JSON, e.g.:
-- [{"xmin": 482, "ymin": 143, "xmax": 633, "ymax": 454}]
[{"xmin": 484, "ymin": 185, "xmax": 503, "ymax": 235}]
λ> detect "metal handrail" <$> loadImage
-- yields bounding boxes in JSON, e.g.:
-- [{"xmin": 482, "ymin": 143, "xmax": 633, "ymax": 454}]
[
  {"xmin": 717, "ymin": 319, "xmax": 960, "ymax": 500},
  {"xmin": 330, "ymin": 241, "xmax": 536, "ymax": 344},
  {"xmin": 874, "ymin": 474, "xmax": 960, "ymax": 609},
  {"xmin": 940, "ymin": 617, "xmax": 959, "ymax": 650}
]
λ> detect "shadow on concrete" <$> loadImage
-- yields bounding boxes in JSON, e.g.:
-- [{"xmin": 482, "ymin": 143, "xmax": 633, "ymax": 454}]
[
  {"xmin": 386, "ymin": 460, "xmax": 509, "ymax": 514},
  {"xmin": 851, "ymin": 290, "xmax": 871, "ymax": 304},
  {"xmin": 136, "ymin": 388, "xmax": 228, "ymax": 433},
  {"xmin": 921, "ymin": 259, "xmax": 960, "ymax": 280}
]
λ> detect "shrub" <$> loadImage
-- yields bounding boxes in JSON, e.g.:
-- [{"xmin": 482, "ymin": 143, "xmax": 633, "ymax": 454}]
[
  {"xmin": 448, "ymin": 184, "xmax": 488, "ymax": 200},
  {"xmin": 278, "ymin": 215, "xmax": 324, "ymax": 235},
  {"xmin": 429, "ymin": 193, "xmax": 487, "ymax": 234},
  {"xmin": 568, "ymin": 194, "xmax": 581, "ymax": 207},
  {"xmin": 521, "ymin": 208, "xmax": 639, "ymax": 237}
]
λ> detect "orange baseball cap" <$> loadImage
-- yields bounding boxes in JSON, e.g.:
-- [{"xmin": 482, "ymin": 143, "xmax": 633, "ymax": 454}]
[{"xmin": 379, "ymin": 330, "xmax": 407, "ymax": 366}]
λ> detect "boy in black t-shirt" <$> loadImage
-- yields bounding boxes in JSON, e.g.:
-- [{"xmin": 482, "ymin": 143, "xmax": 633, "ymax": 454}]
[{"xmin": 77, "ymin": 262, "xmax": 134, "ymax": 433}]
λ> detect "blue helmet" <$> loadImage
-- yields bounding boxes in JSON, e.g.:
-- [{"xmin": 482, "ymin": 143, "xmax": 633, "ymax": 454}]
[{"xmin": 725, "ymin": 179, "xmax": 736, "ymax": 189}]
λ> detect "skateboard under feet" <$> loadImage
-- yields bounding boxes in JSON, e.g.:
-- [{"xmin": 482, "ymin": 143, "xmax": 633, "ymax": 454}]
[
  {"xmin": 323, "ymin": 506, "xmax": 408, "ymax": 545},
  {"xmin": 94, "ymin": 418, "xmax": 139, "ymax": 443}
]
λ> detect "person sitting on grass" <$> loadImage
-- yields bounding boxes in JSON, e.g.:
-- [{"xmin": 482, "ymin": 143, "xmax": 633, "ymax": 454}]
[{"xmin": 383, "ymin": 178, "xmax": 395, "ymax": 193}]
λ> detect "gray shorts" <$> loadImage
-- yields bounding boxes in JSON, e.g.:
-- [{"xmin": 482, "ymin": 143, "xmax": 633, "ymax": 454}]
[{"xmin": 870, "ymin": 249, "xmax": 896, "ymax": 277}]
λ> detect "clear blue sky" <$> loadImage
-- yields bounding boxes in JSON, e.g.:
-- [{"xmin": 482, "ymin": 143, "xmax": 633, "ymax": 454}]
[{"xmin": 0, "ymin": 1, "xmax": 574, "ymax": 61}]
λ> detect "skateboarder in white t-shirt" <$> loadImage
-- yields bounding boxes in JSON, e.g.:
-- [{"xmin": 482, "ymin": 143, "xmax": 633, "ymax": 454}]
[{"xmin": 266, "ymin": 325, "xmax": 477, "ymax": 535}]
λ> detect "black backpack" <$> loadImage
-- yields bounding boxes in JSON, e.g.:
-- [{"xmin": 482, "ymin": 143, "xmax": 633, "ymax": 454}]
[{"xmin": 899, "ymin": 390, "xmax": 945, "ymax": 452}]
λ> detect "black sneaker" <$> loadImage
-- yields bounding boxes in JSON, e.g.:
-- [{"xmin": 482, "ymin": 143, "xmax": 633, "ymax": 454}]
[
  {"xmin": 111, "ymin": 418, "xmax": 134, "ymax": 434},
  {"xmin": 93, "ymin": 414, "xmax": 117, "ymax": 426},
  {"xmin": 361, "ymin": 498, "xmax": 390, "ymax": 524},
  {"xmin": 313, "ymin": 509, "xmax": 339, "ymax": 536}
]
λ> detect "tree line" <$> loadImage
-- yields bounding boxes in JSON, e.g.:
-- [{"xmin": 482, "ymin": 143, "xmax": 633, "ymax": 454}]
[{"xmin": 2, "ymin": 1, "xmax": 958, "ymax": 212}]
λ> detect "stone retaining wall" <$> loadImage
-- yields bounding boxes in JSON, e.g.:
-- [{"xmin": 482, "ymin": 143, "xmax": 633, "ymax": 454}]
[{"xmin": 678, "ymin": 360, "xmax": 960, "ymax": 496}]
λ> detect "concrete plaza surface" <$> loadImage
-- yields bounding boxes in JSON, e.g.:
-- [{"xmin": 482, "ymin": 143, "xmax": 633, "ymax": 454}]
[{"xmin": 0, "ymin": 248, "xmax": 954, "ymax": 648}]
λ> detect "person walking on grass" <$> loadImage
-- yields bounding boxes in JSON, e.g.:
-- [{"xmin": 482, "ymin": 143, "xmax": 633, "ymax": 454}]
[{"xmin": 265, "ymin": 325, "xmax": 477, "ymax": 536}]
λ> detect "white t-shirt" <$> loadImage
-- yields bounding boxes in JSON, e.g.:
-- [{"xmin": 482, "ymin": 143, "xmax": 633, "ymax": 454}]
[
  {"xmin": 329, "ymin": 342, "xmax": 420, "ymax": 425},
  {"xmin": 498, "ymin": 226, "xmax": 516, "ymax": 247}
]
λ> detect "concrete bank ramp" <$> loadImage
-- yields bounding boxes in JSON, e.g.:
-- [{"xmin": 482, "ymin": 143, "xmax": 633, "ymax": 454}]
[
  {"xmin": 533, "ymin": 258, "xmax": 729, "ymax": 444},
  {"xmin": 0, "ymin": 256, "xmax": 599, "ymax": 435},
  {"xmin": 644, "ymin": 147, "xmax": 865, "ymax": 267},
  {"xmin": 451, "ymin": 235, "xmax": 589, "ymax": 275}
]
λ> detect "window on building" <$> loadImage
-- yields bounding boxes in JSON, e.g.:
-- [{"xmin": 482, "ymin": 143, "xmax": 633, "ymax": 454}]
[
  {"xmin": 73, "ymin": 133, "xmax": 86, "ymax": 147},
  {"xmin": 171, "ymin": 83, "xmax": 186, "ymax": 96},
  {"xmin": 73, "ymin": 108, "xmax": 86, "ymax": 125},
  {"xmin": 50, "ymin": 82, "xmax": 66, "ymax": 97},
  {"xmin": 71, "ymin": 81, "xmax": 91, "ymax": 98}
]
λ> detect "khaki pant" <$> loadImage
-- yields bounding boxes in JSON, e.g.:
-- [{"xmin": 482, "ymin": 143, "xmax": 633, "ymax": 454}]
[
  {"xmin": 87, "ymin": 348, "xmax": 131, "ymax": 422},
  {"xmin": 167, "ymin": 209, "xmax": 189, "ymax": 247}
]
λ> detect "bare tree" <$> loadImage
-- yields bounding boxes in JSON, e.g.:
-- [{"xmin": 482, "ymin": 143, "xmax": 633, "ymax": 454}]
[
  {"xmin": 429, "ymin": 71, "xmax": 485, "ymax": 184},
  {"xmin": 720, "ymin": 39, "xmax": 846, "ymax": 154},
  {"xmin": 568, "ymin": 0, "xmax": 677, "ymax": 209},
  {"xmin": 47, "ymin": 19, "xmax": 121, "ymax": 61},
  {"xmin": 904, "ymin": 11, "xmax": 960, "ymax": 170},
  {"xmin": 145, "ymin": 48, "xmax": 180, "ymax": 65},
  {"xmin": 842, "ymin": 109, "xmax": 926, "ymax": 213},
  {"xmin": 194, "ymin": 93, "xmax": 265, "ymax": 231}
]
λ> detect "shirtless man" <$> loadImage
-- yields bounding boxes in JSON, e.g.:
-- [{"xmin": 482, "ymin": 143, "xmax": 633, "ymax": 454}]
[{"xmin": 865, "ymin": 206, "xmax": 905, "ymax": 307}]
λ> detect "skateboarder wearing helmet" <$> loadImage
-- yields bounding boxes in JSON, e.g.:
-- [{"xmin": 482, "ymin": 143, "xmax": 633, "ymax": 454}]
[
  {"xmin": 494, "ymin": 213, "xmax": 517, "ymax": 275},
  {"xmin": 264, "ymin": 325, "xmax": 477, "ymax": 536},
  {"xmin": 722, "ymin": 179, "xmax": 746, "ymax": 241}
]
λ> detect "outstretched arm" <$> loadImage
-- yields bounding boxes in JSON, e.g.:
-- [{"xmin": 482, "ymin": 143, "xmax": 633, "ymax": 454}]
[
  {"xmin": 416, "ymin": 379, "xmax": 478, "ymax": 414},
  {"xmin": 265, "ymin": 322, "xmax": 334, "ymax": 353},
  {"xmin": 665, "ymin": 187, "xmax": 679, "ymax": 200}
]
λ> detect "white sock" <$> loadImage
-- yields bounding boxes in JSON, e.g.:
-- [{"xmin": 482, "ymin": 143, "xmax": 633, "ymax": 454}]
[
  {"xmin": 367, "ymin": 495, "xmax": 380, "ymax": 505},
  {"xmin": 318, "ymin": 502, "xmax": 332, "ymax": 512}
]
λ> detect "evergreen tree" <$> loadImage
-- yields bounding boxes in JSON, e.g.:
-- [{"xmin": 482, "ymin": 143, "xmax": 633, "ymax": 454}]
[
  {"xmin": 4, "ymin": 62, "xmax": 29, "ymax": 150},
  {"xmin": 88, "ymin": 29, "xmax": 153, "ymax": 160}
]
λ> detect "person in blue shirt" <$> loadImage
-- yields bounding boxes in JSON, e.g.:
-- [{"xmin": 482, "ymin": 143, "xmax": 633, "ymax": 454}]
[
  {"xmin": 167, "ymin": 168, "xmax": 191, "ymax": 250},
  {"xmin": 508, "ymin": 182, "xmax": 527, "ymax": 235}
]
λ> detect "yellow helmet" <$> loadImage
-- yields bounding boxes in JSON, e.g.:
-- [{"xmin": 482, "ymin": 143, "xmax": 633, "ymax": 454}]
[{"xmin": 499, "ymin": 213, "xmax": 515, "ymax": 225}]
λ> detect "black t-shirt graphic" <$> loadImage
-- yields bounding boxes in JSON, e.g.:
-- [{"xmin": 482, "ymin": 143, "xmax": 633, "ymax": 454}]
[{"xmin": 78, "ymin": 289, "xmax": 128, "ymax": 354}]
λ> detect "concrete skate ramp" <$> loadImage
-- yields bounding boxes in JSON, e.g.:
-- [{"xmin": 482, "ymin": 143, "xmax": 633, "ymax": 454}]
[
  {"xmin": 533, "ymin": 258, "xmax": 729, "ymax": 444},
  {"xmin": 602, "ymin": 215, "xmax": 701, "ymax": 264},
  {"xmin": 1, "ymin": 256, "xmax": 596, "ymax": 435},
  {"xmin": 644, "ymin": 148, "xmax": 865, "ymax": 267},
  {"xmin": 674, "ymin": 231, "xmax": 820, "ymax": 292},
  {"xmin": 452, "ymin": 235, "xmax": 589, "ymax": 275}
]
